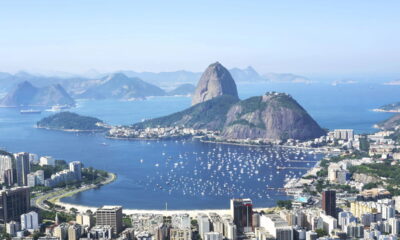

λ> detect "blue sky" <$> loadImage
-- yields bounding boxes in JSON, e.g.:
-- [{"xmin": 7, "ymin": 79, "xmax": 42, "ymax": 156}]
[{"xmin": 0, "ymin": 0, "xmax": 399, "ymax": 76}]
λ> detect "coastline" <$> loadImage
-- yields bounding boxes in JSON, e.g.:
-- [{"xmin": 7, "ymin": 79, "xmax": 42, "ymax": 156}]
[
  {"xmin": 35, "ymin": 126, "xmax": 107, "ymax": 133},
  {"xmin": 372, "ymin": 108, "xmax": 400, "ymax": 113},
  {"xmin": 35, "ymin": 172, "xmax": 117, "ymax": 212}
]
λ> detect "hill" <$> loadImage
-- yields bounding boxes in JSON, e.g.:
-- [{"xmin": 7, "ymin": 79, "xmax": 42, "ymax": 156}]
[
  {"xmin": 78, "ymin": 73, "xmax": 166, "ymax": 100},
  {"xmin": 376, "ymin": 114, "xmax": 400, "ymax": 131},
  {"xmin": 37, "ymin": 112, "xmax": 107, "ymax": 131},
  {"xmin": 0, "ymin": 81, "xmax": 75, "ymax": 107},
  {"xmin": 167, "ymin": 84, "xmax": 196, "ymax": 96},
  {"xmin": 222, "ymin": 92, "xmax": 325, "ymax": 140},
  {"xmin": 132, "ymin": 95, "xmax": 239, "ymax": 131},
  {"xmin": 374, "ymin": 102, "xmax": 400, "ymax": 112}
]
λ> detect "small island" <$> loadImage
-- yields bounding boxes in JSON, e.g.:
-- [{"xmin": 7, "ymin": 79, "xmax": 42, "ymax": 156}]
[{"xmin": 37, "ymin": 111, "xmax": 109, "ymax": 132}]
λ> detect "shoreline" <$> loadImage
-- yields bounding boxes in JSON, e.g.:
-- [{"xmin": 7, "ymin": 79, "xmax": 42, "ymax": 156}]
[
  {"xmin": 372, "ymin": 108, "xmax": 400, "ymax": 113},
  {"xmin": 35, "ymin": 172, "xmax": 117, "ymax": 212},
  {"xmin": 107, "ymin": 135, "xmax": 331, "ymax": 152},
  {"xmin": 36, "ymin": 126, "xmax": 107, "ymax": 133}
]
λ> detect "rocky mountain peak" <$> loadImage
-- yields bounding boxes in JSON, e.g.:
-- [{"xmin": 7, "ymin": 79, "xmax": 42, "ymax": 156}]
[{"xmin": 192, "ymin": 62, "xmax": 239, "ymax": 105}]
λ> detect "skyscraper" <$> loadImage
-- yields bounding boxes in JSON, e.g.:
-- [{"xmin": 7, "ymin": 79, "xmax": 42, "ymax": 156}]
[
  {"xmin": 69, "ymin": 161, "xmax": 82, "ymax": 181},
  {"xmin": 15, "ymin": 152, "xmax": 30, "ymax": 186},
  {"xmin": 322, "ymin": 190, "xmax": 337, "ymax": 218},
  {"xmin": 0, "ymin": 154, "xmax": 14, "ymax": 186},
  {"xmin": 0, "ymin": 187, "xmax": 30, "ymax": 224},
  {"xmin": 96, "ymin": 206, "xmax": 123, "ymax": 234},
  {"xmin": 230, "ymin": 198, "xmax": 253, "ymax": 233}
]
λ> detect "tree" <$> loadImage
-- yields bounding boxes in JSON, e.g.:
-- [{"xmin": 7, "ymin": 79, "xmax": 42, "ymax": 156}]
[
  {"xmin": 276, "ymin": 200, "xmax": 292, "ymax": 210},
  {"xmin": 315, "ymin": 229, "xmax": 327, "ymax": 237}
]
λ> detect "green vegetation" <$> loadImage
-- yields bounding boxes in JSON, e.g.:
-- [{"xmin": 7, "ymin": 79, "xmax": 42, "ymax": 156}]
[
  {"xmin": 132, "ymin": 95, "xmax": 239, "ymax": 130},
  {"xmin": 349, "ymin": 161, "xmax": 400, "ymax": 195},
  {"xmin": 31, "ymin": 160, "xmax": 69, "ymax": 179},
  {"xmin": 37, "ymin": 112, "xmax": 106, "ymax": 131},
  {"xmin": 363, "ymin": 182, "xmax": 381, "ymax": 190},
  {"xmin": 82, "ymin": 167, "xmax": 109, "ymax": 185},
  {"xmin": 40, "ymin": 209, "xmax": 75, "ymax": 222},
  {"xmin": 123, "ymin": 215, "xmax": 133, "ymax": 227},
  {"xmin": 359, "ymin": 136, "xmax": 370, "ymax": 152},
  {"xmin": 276, "ymin": 200, "xmax": 293, "ymax": 209},
  {"xmin": 0, "ymin": 229, "xmax": 11, "ymax": 240},
  {"xmin": 236, "ymin": 96, "xmax": 267, "ymax": 117},
  {"xmin": 315, "ymin": 229, "xmax": 328, "ymax": 237}
]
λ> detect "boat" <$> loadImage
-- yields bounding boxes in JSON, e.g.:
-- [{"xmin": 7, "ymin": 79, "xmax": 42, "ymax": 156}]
[
  {"xmin": 46, "ymin": 105, "xmax": 70, "ymax": 112},
  {"xmin": 20, "ymin": 109, "xmax": 41, "ymax": 114}
]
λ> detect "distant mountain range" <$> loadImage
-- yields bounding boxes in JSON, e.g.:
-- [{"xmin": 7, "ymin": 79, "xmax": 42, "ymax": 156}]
[
  {"xmin": 167, "ymin": 84, "xmax": 196, "ymax": 96},
  {"xmin": 77, "ymin": 73, "xmax": 166, "ymax": 100},
  {"xmin": 0, "ymin": 81, "xmax": 75, "ymax": 107},
  {"xmin": 0, "ymin": 67, "xmax": 311, "ymax": 95}
]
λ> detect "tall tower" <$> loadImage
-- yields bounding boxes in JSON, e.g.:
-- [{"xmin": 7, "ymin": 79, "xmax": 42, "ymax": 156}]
[
  {"xmin": 15, "ymin": 152, "xmax": 30, "ymax": 186},
  {"xmin": 322, "ymin": 190, "xmax": 337, "ymax": 218}
]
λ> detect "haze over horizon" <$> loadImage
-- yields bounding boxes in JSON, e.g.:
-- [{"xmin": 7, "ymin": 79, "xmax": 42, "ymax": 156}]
[{"xmin": 1, "ymin": 0, "xmax": 400, "ymax": 78}]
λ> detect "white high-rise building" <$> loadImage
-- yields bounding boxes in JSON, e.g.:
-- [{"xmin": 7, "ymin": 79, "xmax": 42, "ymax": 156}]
[
  {"xmin": 69, "ymin": 161, "xmax": 82, "ymax": 181},
  {"xmin": 21, "ymin": 211, "xmax": 39, "ymax": 231},
  {"xmin": 389, "ymin": 218, "xmax": 400, "ymax": 235},
  {"xmin": 6, "ymin": 221, "xmax": 20, "ymax": 236},
  {"xmin": 0, "ymin": 154, "xmax": 13, "ymax": 185},
  {"xmin": 39, "ymin": 156, "xmax": 55, "ymax": 166},
  {"xmin": 26, "ymin": 170, "xmax": 45, "ymax": 187},
  {"xmin": 197, "ymin": 214, "xmax": 210, "ymax": 239}
]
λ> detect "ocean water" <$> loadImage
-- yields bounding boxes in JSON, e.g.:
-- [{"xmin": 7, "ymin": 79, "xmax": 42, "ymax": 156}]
[{"xmin": 0, "ymin": 82, "xmax": 399, "ymax": 209}]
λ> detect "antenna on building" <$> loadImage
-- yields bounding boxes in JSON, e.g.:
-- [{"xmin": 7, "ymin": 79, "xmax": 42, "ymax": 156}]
[{"xmin": 165, "ymin": 202, "xmax": 168, "ymax": 211}]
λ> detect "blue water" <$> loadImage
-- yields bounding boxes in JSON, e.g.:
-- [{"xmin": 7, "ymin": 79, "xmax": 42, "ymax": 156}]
[{"xmin": 0, "ymin": 82, "xmax": 399, "ymax": 209}]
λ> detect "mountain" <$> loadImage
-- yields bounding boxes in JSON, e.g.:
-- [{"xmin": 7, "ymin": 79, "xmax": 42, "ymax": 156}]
[
  {"xmin": 78, "ymin": 73, "xmax": 166, "ymax": 100},
  {"xmin": 37, "ymin": 112, "xmax": 106, "ymax": 131},
  {"xmin": 229, "ymin": 66, "xmax": 265, "ymax": 82},
  {"xmin": 374, "ymin": 102, "xmax": 400, "ymax": 112},
  {"xmin": 120, "ymin": 70, "xmax": 201, "ymax": 89},
  {"xmin": 376, "ymin": 114, "xmax": 400, "ymax": 131},
  {"xmin": 133, "ymin": 95, "xmax": 239, "ymax": 130},
  {"xmin": 128, "ymin": 62, "xmax": 324, "ymax": 141},
  {"xmin": 263, "ymin": 73, "xmax": 312, "ymax": 84},
  {"xmin": 167, "ymin": 84, "xmax": 196, "ymax": 96},
  {"xmin": 192, "ymin": 62, "xmax": 239, "ymax": 105},
  {"xmin": 222, "ymin": 92, "xmax": 325, "ymax": 140},
  {"xmin": 0, "ymin": 81, "xmax": 75, "ymax": 107}
]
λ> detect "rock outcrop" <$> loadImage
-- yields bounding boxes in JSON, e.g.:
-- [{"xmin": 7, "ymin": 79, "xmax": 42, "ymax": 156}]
[{"xmin": 192, "ymin": 62, "xmax": 239, "ymax": 105}]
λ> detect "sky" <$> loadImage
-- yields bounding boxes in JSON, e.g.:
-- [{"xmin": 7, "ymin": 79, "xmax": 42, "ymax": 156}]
[{"xmin": 0, "ymin": 0, "xmax": 399, "ymax": 77}]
